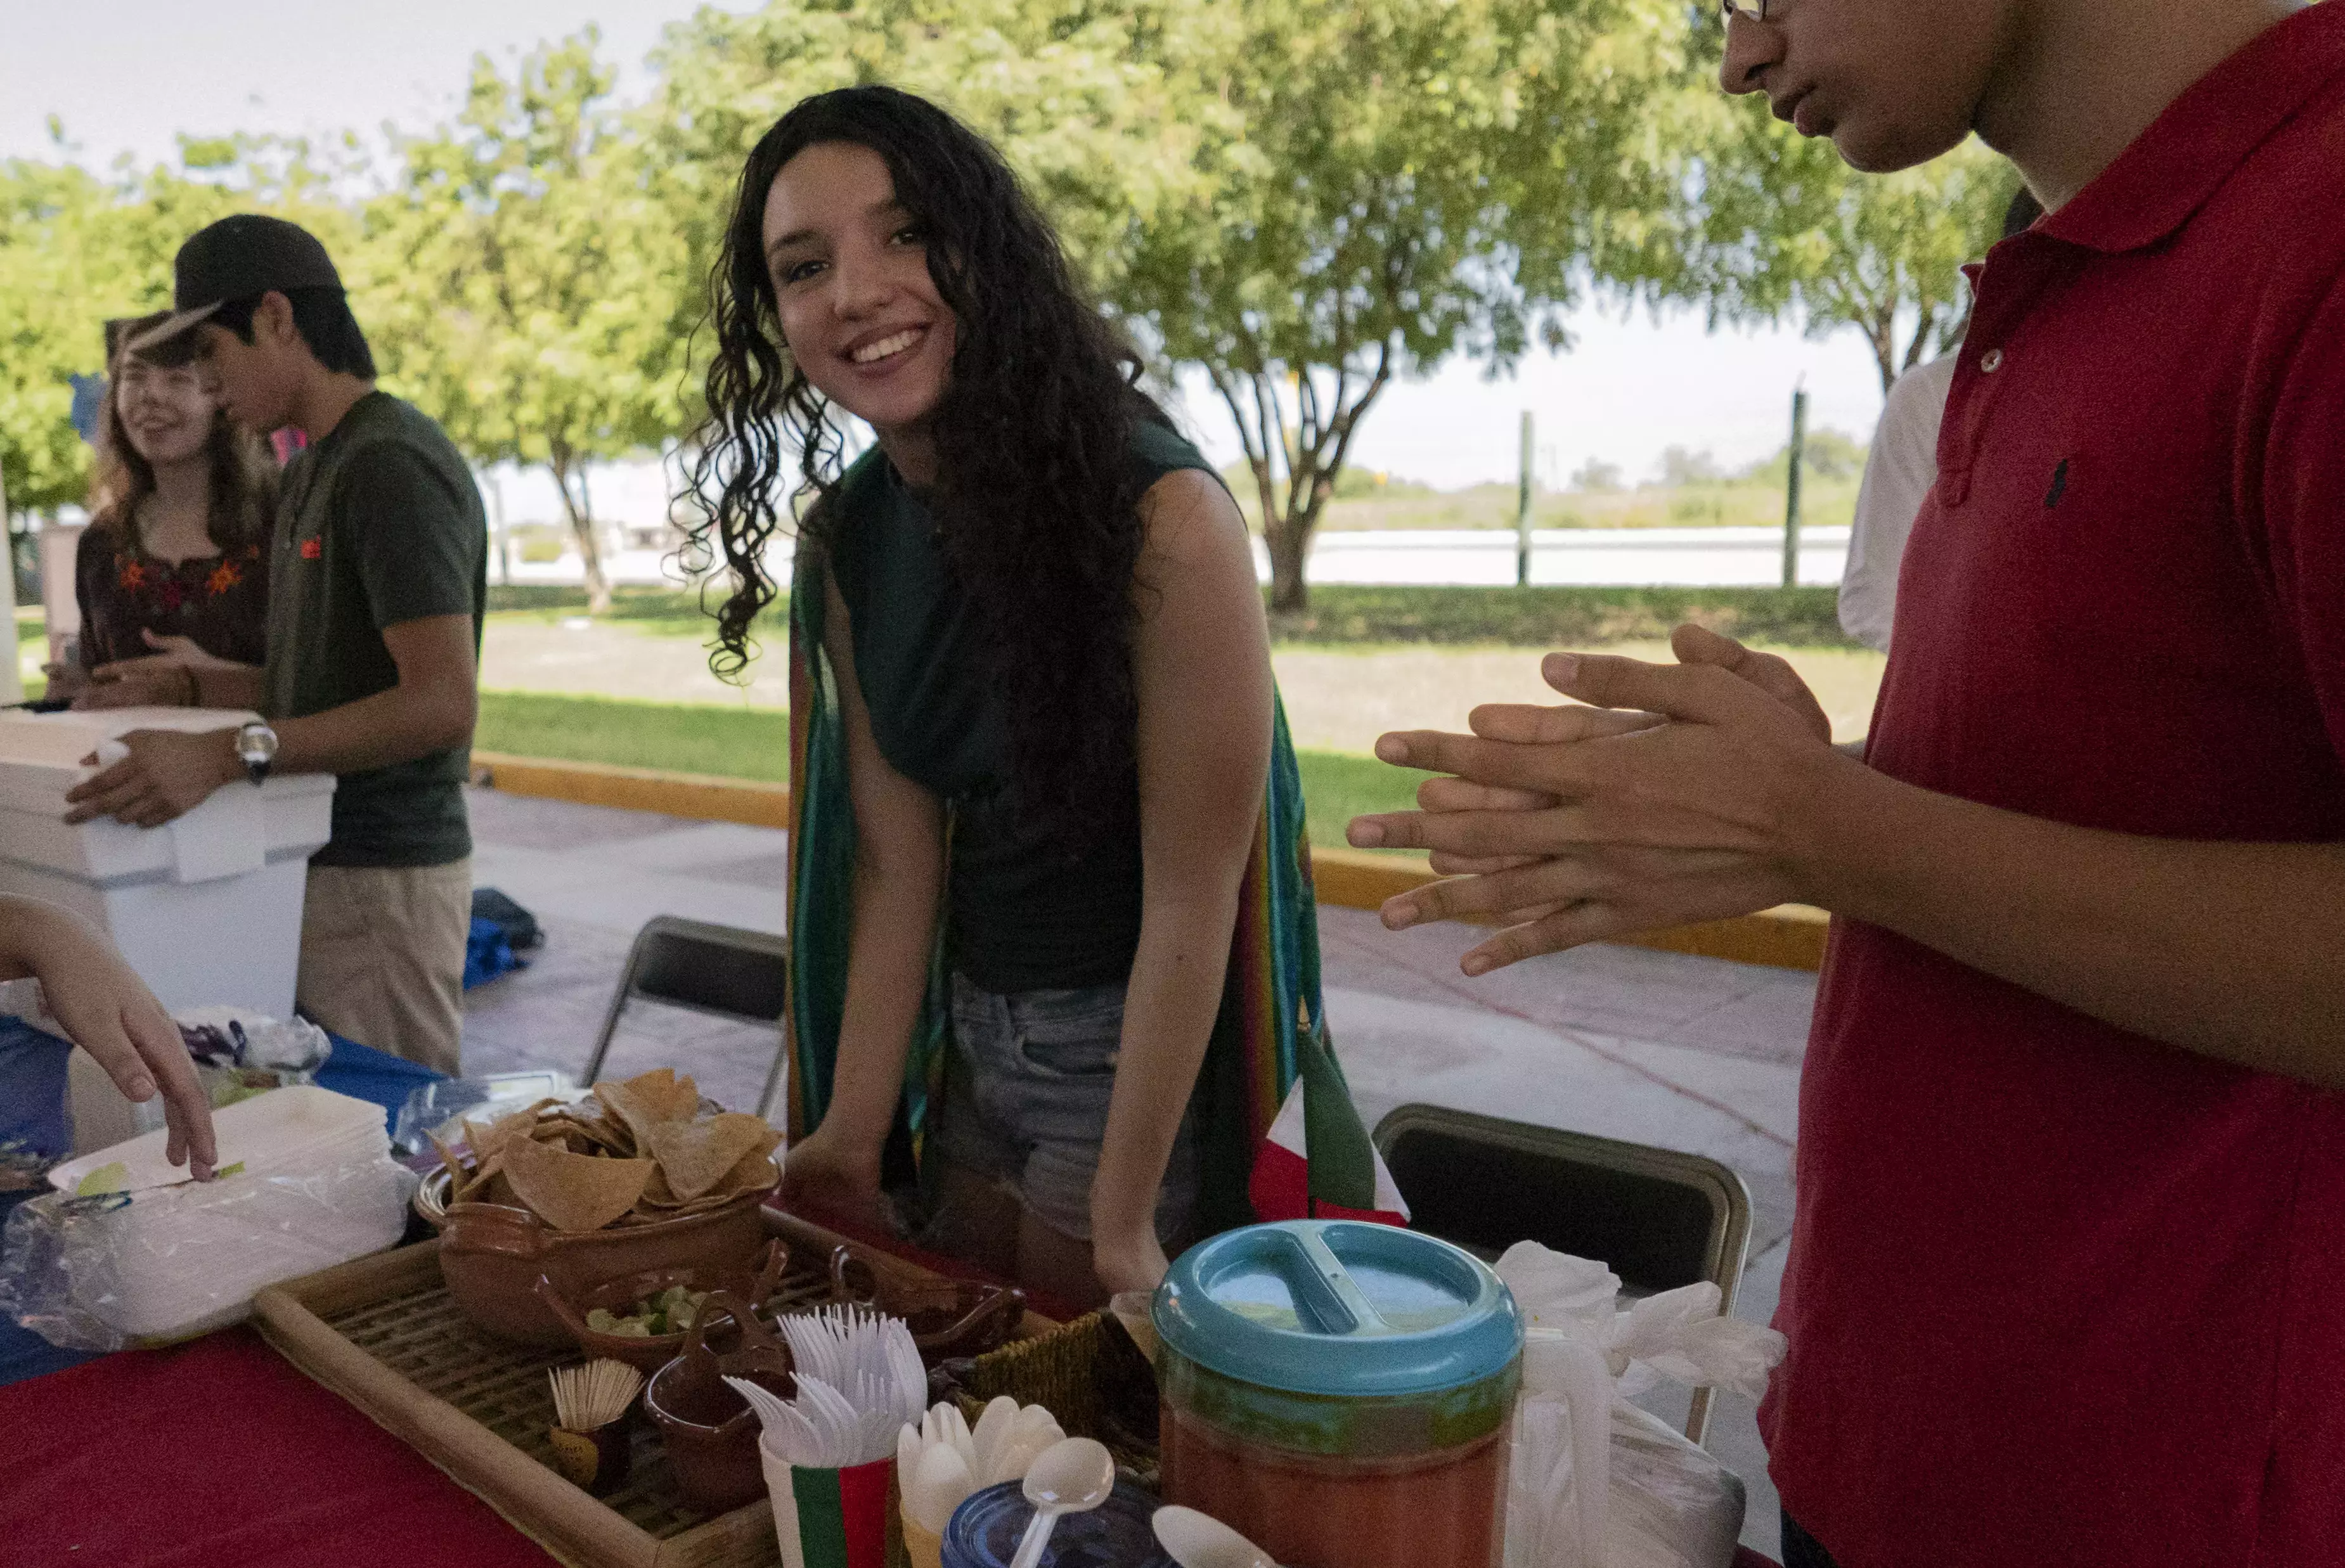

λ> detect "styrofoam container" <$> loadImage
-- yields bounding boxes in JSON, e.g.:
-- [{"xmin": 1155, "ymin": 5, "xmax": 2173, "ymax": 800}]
[
  {"xmin": 48, "ymin": 1085, "xmax": 388, "ymax": 1195},
  {"xmin": 61, "ymin": 1152, "xmax": 413, "ymax": 1341},
  {"xmin": 0, "ymin": 707, "xmax": 335, "ymax": 1019},
  {"xmin": 37, "ymin": 1084, "xmax": 410, "ymax": 1343}
]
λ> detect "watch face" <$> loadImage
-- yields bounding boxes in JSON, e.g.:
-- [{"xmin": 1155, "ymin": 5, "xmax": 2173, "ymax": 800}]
[{"xmin": 238, "ymin": 725, "xmax": 279, "ymax": 765}]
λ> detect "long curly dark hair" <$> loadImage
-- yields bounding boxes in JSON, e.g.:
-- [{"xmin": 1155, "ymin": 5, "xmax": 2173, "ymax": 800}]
[{"xmin": 685, "ymin": 85, "xmax": 1158, "ymax": 837}]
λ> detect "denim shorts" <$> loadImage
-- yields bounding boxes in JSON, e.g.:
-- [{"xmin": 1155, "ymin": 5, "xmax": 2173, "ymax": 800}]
[{"xmin": 927, "ymin": 971, "xmax": 1200, "ymax": 1243}]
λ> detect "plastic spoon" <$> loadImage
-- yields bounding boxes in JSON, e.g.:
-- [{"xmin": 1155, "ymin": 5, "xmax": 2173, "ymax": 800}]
[
  {"xmin": 1151, "ymin": 1506, "xmax": 1279, "ymax": 1568},
  {"xmin": 1005, "ymin": 1437, "xmax": 1115, "ymax": 1568},
  {"xmin": 909, "ymin": 1439, "xmax": 976, "ymax": 1536},
  {"xmin": 969, "ymin": 1394, "xmax": 1018, "ymax": 1478}
]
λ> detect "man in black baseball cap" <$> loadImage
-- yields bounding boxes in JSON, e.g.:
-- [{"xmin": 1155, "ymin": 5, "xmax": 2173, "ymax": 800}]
[
  {"xmin": 127, "ymin": 214, "xmax": 344, "ymax": 356},
  {"xmin": 69, "ymin": 214, "xmax": 488, "ymax": 1075}
]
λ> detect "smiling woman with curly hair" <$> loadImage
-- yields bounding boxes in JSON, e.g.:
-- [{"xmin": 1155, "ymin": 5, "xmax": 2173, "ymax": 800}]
[{"xmin": 685, "ymin": 86, "xmax": 1363, "ymax": 1306}]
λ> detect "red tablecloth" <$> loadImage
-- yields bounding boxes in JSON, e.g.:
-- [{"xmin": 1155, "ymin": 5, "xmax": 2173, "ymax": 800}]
[{"xmin": 0, "ymin": 1327, "xmax": 556, "ymax": 1568}]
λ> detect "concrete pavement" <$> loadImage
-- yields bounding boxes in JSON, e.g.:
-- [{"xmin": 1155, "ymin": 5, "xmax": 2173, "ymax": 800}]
[{"xmin": 457, "ymin": 785, "xmax": 1807, "ymax": 1557}]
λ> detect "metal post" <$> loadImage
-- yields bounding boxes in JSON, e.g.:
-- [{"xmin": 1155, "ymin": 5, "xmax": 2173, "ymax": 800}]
[
  {"xmin": 1516, "ymin": 410, "xmax": 1535, "ymax": 588},
  {"xmin": 1781, "ymin": 387, "xmax": 1808, "ymax": 589},
  {"xmin": 485, "ymin": 470, "xmax": 510, "ymax": 587}
]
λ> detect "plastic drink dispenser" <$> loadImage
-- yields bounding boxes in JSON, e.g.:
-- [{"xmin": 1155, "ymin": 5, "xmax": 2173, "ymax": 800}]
[{"xmin": 1153, "ymin": 1221, "xmax": 1523, "ymax": 1568}]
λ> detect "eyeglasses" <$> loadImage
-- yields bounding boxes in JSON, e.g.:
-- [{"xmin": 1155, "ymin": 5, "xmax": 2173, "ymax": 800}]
[{"xmin": 1721, "ymin": 0, "xmax": 1776, "ymax": 23}]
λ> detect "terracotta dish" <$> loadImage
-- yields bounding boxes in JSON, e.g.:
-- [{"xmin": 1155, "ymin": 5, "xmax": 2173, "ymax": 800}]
[
  {"xmin": 534, "ymin": 1238, "xmax": 792, "ymax": 1373},
  {"xmin": 417, "ymin": 1164, "xmax": 778, "ymax": 1345},
  {"xmin": 828, "ymin": 1245, "xmax": 1026, "ymax": 1363},
  {"xmin": 643, "ymin": 1290, "xmax": 797, "ymax": 1514}
]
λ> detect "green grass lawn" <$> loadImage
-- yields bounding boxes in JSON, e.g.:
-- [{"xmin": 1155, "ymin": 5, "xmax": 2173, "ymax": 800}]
[
  {"xmin": 482, "ymin": 581, "xmax": 1859, "ymax": 651},
  {"xmin": 476, "ymin": 690, "xmax": 1420, "ymax": 853}
]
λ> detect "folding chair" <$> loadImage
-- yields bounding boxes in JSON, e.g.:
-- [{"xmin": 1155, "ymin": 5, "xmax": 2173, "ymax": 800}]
[
  {"xmin": 581, "ymin": 916, "xmax": 792, "ymax": 1122},
  {"xmin": 1373, "ymin": 1103, "xmax": 1753, "ymax": 1446}
]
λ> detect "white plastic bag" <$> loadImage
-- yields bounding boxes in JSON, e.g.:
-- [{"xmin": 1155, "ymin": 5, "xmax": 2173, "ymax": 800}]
[{"xmin": 1498, "ymin": 1242, "xmax": 1786, "ymax": 1568}]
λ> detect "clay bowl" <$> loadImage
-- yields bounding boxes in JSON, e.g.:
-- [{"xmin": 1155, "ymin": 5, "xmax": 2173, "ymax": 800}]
[
  {"xmin": 417, "ymin": 1162, "xmax": 780, "ymax": 1346},
  {"xmin": 644, "ymin": 1291, "xmax": 797, "ymax": 1515},
  {"xmin": 534, "ymin": 1238, "xmax": 792, "ymax": 1375},
  {"xmin": 828, "ymin": 1245, "xmax": 1026, "ymax": 1363}
]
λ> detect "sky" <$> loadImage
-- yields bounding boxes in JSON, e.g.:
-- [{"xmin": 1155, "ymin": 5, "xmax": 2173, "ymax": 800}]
[{"xmin": 2, "ymin": 0, "xmax": 1893, "ymax": 501}]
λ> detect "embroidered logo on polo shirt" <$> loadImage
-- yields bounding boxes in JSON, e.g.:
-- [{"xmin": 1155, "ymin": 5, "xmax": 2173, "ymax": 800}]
[
  {"xmin": 299, "ymin": 537, "xmax": 323, "ymax": 560},
  {"xmin": 2045, "ymin": 458, "xmax": 2071, "ymax": 510}
]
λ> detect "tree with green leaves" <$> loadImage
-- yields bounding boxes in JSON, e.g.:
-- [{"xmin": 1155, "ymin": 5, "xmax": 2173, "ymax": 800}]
[
  {"xmin": 642, "ymin": 0, "xmax": 1219, "ymax": 321},
  {"xmin": 1662, "ymin": 100, "xmax": 2018, "ymax": 395},
  {"xmin": 1113, "ymin": 0, "xmax": 1696, "ymax": 610},
  {"xmin": 366, "ymin": 32, "xmax": 697, "ymax": 612},
  {"xmin": 0, "ymin": 131, "xmax": 351, "ymax": 516}
]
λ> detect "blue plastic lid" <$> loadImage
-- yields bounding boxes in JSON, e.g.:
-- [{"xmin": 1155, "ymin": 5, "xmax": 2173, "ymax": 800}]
[
  {"xmin": 941, "ymin": 1480, "xmax": 1171, "ymax": 1568},
  {"xmin": 1153, "ymin": 1221, "xmax": 1521, "ymax": 1398}
]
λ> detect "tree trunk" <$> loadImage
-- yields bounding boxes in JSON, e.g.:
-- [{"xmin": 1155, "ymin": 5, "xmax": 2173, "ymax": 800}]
[
  {"xmin": 1265, "ymin": 512, "xmax": 1311, "ymax": 612},
  {"xmin": 546, "ymin": 450, "xmax": 612, "ymax": 614}
]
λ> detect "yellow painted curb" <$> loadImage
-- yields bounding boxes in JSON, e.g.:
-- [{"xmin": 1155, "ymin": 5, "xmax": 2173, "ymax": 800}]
[
  {"xmin": 474, "ymin": 756, "xmax": 1825, "ymax": 971},
  {"xmin": 472, "ymin": 752, "xmax": 791, "ymax": 830}
]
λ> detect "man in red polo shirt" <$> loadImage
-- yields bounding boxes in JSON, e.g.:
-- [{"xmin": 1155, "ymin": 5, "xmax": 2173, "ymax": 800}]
[{"xmin": 1344, "ymin": 2, "xmax": 2345, "ymax": 1564}]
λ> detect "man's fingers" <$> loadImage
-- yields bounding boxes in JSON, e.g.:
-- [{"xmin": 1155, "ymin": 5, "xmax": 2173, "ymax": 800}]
[
  {"xmin": 1459, "ymin": 902, "xmax": 1621, "ymax": 976},
  {"xmin": 65, "ymin": 759, "xmax": 138, "ymax": 805},
  {"xmin": 1418, "ymin": 776, "xmax": 1555, "ymax": 814},
  {"xmin": 1378, "ymin": 859, "xmax": 1599, "ymax": 930},
  {"xmin": 1350, "ymin": 805, "xmax": 1590, "ymax": 858},
  {"xmin": 1371, "ymin": 729, "xmax": 1589, "ymax": 794},
  {"xmin": 1467, "ymin": 702, "xmax": 1665, "ymax": 746},
  {"xmin": 1427, "ymin": 851, "xmax": 1544, "ymax": 876},
  {"xmin": 1670, "ymin": 624, "xmax": 1832, "ymax": 740},
  {"xmin": 1541, "ymin": 650, "xmax": 1748, "ymax": 726},
  {"xmin": 64, "ymin": 775, "xmax": 156, "ymax": 826}
]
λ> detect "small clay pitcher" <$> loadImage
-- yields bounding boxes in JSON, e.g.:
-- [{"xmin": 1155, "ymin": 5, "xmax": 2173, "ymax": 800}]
[
  {"xmin": 828, "ymin": 1245, "xmax": 1026, "ymax": 1363},
  {"xmin": 644, "ymin": 1289, "xmax": 796, "ymax": 1514}
]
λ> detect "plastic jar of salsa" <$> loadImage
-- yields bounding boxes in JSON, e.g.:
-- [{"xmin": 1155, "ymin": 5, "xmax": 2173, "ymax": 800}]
[{"xmin": 1153, "ymin": 1221, "xmax": 1522, "ymax": 1568}]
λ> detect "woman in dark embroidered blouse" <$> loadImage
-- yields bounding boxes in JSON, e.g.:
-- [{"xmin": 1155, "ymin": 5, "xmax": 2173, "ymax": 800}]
[{"xmin": 56, "ymin": 309, "xmax": 274, "ymax": 707}]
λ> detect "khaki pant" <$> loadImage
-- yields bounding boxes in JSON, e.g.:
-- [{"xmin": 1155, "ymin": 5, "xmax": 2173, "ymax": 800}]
[{"xmin": 297, "ymin": 860, "xmax": 472, "ymax": 1076}]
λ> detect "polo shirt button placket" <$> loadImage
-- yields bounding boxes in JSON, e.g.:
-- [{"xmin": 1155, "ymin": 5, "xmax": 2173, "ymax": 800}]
[{"xmin": 1980, "ymin": 347, "xmax": 2006, "ymax": 373}]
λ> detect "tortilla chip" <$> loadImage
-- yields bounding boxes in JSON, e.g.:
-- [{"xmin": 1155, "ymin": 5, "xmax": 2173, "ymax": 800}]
[
  {"xmin": 642, "ymin": 1113, "xmax": 778, "ymax": 1202},
  {"xmin": 709, "ymin": 1143, "xmax": 780, "ymax": 1200},
  {"xmin": 501, "ymin": 1136, "xmax": 655, "ymax": 1233},
  {"xmin": 467, "ymin": 1100, "xmax": 560, "ymax": 1173},
  {"xmin": 593, "ymin": 1069, "xmax": 701, "ymax": 1133},
  {"xmin": 425, "ymin": 1128, "xmax": 470, "ymax": 1187}
]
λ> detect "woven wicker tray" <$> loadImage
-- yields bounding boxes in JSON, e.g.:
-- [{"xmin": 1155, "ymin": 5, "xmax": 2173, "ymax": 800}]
[{"xmin": 250, "ymin": 1209, "xmax": 979, "ymax": 1568}]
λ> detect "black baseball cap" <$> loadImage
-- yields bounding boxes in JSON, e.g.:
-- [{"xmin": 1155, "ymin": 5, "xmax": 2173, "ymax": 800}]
[{"xmin": 126, "ymin": 214, "xmax": 343, "ymax": 354}]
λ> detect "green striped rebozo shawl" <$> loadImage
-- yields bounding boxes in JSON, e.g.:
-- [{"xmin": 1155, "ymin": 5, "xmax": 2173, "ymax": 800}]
[{"xmin": 781, "ymin": 546, "xmax": 1388, "ymax": 1237}]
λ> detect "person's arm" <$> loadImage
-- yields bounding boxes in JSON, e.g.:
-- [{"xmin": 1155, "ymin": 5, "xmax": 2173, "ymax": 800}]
[
  {"xmin": 67, "ymin": 440, "xmax": 481, "ymax": 828},
  {"xmin": 80, "ymin": 633, "xmax": 265, "ymax": 712},
  {"xmin": 1355, "ymin": 284, "xmax": 2345, "ymax": 1088},
  {"xmin": 1350, "ymin": 635, "xmax": 2345, "ymax": 1086},
  {"xmin": 1837, "ymin": 357, "xmax": 1949, "ymax": 657},
  {"xmin": 0, "ymin": 894, "xmax": 215, "ymax": 1178},
  {"xmin": 61, "ymin": 615, "xmax": 474, "ymax": 828},
  {"xmin": 1090, "ymin": 470, "xmax": 1274, "ymax": 1294},
  {"xmin": 780, "ymin": 573, "xmax": 946, "ymax": 1225}
]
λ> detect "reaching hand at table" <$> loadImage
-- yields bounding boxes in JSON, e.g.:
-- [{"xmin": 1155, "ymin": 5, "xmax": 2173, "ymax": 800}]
[
  {"xmin": 1346, "ymin": 625, "xmax": 1860, "ymax": 975},
  {"xmin": 0, "ymin": 894, "xmax": 214, "ymax": 1178},
  {"xmin": 782, "ymin": 1122, "xmax": 895, "ymax": 1233}
]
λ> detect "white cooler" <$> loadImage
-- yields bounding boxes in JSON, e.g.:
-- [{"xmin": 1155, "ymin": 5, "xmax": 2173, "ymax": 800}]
[{"xmin": 0, "ymin": 707, "xmax": 334, "ymax": 1017}]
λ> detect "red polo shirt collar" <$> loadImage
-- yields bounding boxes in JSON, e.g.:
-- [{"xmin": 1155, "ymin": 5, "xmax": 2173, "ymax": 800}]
[{"xmin": 2045, "ymin": 1, "xmax": 2345, "ymax": 253}]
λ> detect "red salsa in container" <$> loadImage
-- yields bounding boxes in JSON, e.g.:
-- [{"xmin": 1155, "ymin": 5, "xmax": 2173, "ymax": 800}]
[{"xmin": 1153, "ymin": 1221, "xmax": 1522, "ymax": 1568}]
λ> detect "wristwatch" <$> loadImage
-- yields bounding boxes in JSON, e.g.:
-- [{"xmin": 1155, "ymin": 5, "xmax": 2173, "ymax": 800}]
[{"xmin": 235, "ymin": 721, "xmax": 279, "ymax": 787}]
